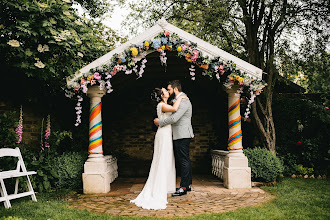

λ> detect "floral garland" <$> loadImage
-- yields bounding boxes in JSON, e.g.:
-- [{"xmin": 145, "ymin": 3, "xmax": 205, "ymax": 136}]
[{"xmin": 66, "ymin": 31, "xmax": 267, "ymax": 126}]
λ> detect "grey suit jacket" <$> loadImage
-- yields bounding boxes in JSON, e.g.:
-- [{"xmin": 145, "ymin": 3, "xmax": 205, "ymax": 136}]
[{"xmin": 159, "ymin": 93, "xmax": 194, "ymax": 140}]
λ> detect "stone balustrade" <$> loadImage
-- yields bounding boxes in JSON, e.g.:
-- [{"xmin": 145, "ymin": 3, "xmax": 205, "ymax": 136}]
[{"xmin": 211, "ymin": 150, "xmax": 229, "ymax": 180}]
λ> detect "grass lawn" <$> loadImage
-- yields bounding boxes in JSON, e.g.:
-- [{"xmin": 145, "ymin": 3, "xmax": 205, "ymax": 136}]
[{"xmin": 0, "ymin": 177, "xmax": 329, "ymax": 220}]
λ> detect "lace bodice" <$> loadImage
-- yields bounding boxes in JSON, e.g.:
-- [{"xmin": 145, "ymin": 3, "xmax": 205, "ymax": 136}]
[{"xmin": 157, "ymin": 103, "xmax": 172, "ymax": 121}]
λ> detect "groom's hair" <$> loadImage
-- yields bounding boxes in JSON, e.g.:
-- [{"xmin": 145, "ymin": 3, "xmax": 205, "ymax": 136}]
[{"xmin": 168, "ymin": 80, "xmax": 182, "ymax": 92}]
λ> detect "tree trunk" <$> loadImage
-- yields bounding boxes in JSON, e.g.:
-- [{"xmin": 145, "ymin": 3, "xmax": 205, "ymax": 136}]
[{"xmin": 250, "ymin": 35, "xmax": 277, "ymax": 155}]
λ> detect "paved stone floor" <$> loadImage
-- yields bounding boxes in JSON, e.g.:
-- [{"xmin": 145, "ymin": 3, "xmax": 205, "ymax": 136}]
[{"xmin": 68, "ymin": 175, "xmax": 273, "ymax": 218}]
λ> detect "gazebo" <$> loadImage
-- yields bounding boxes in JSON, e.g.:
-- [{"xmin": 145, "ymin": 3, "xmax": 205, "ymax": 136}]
[{"xmin": 67, "ymin": 18, "xmax": 265, "ymax": 194}]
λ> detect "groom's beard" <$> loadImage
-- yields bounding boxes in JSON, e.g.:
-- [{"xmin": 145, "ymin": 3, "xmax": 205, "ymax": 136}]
[{"xmin": 169, "ymin": 93, "xmax": 175, "ymax": 105}]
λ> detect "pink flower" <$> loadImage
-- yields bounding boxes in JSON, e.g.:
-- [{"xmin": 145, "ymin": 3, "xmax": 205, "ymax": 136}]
[
  {"xmin": 191, "ymin": 50, "xmax": 199, "ymax": 62},
  {"xmin": 93, "ymin": 72, "xmax": 101, "ymax": 79},
  {"xmin": 297, "ymin": 141, "xmax": 302, "ymax": 146},
  {"xmin": 219, "ymin": 65, "xmax": 225, "ymax": 75},
  {"xmin": 44, "ymin": 115, "xmax": 51, "ymax": 148},
  {"xmin": 15, "ymin": 106, "xmax": 23, "ymax": 144},
  {"xmin": 164, "ymin": 31, "xmax": 170, "ymax": 37},
  {"xmin": 181, "ymin": 44, "xmax": 186, "ymax": 51},
  {"xmin": 90, "ymin": 79, "xmax": 96, "ymax": 85},
  {"xmin": 325, "ymin": 107, "xmax": 329, "ymax": 110}
]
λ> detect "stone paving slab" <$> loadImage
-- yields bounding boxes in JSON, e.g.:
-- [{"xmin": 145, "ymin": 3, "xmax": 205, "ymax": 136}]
[{"xmin": 68, "ymin": 175, "xmax": 273, "ymax": 218}]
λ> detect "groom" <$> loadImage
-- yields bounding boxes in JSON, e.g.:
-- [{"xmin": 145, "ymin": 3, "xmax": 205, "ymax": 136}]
[{"xmin": 154, "ymin": 80, "xmax": 194, "ymax": 197}]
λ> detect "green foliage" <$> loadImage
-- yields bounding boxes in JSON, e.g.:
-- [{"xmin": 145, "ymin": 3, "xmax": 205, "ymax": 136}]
[
  {"xmin": 244, "ymin": 147, "xmax": 284, "ymax": 182},
  {"xmin": 273, "ymin": 95, "xmax": 330, "ymax": 175},
  {"xmin": 0, "ymin": 112, "xmax": 18, "ymax": 148},
  {"xmin": 53, "ymin": 152, "xmax": 87, "ymax": 190},
  {"xmin": 296, "ymin": 164, "xmax": 314, "ymax": 175},
  {"xmin": 0, "ymin": 0, "xmax": 124, "ymax": 96},
  {"xmin": 21, "ymin": 148, "xmax": 59, "ymax": 193},
  {"xmin": 0, "ymin": 217, "xmax": 26, "ymax": 220},
  {"xmin": 75, "ymin": 0, "xmax": 112, "ymax": 18},
  {"xmin": 278, "ymin": 38, "xmax": 330, "ymax": 106}
]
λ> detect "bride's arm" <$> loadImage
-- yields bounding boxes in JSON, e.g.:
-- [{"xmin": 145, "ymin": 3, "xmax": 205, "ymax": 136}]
[{"xmin": 161, "ymin": 96, "xmax": 188, "ymax": 112}]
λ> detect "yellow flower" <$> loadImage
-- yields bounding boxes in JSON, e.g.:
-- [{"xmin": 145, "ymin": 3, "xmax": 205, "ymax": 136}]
[
  {"xmin": 161, "ymin": 45, "xmax": 165, "ymax": 50},
  {"xmin": 62, "ymin": 0, "xmax": 71, "ymax": 3},
  {"xmin": 34, "ymin": 60, "xmax": 45, "ymax": 68},
  {"xmin": 177, "ymin": 46, "xmax": 182, "ymax": 52},
  {"xmin": 144, "ymin": 41, "xmax": 149, "ymax": 47},
  {"xmin": 130, "ymin": 47, "xmax": 138, "ymax": 56},
  {"xmin": 238, "ymin": 77, "xmax": 244, "ymax": 82},
  {"xmin": 0, "ymin": 24, "xmax": 4, "ymax": 29},
  {"xmin": 7, "ymin": 40, "xmax": 20, "ymax": 47},
  {"xmin": 77, "ymin": 52, "xmax": 84, "ymax": 57},
  {"xmin": 87, "ymin": 75, "xmax": 94, "ymax": 81}
]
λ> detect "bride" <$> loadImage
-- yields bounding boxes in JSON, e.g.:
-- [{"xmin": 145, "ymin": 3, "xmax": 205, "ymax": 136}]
[{"xmin": 130, "ymin": 87, "xmax": 187, "ymax": 210}]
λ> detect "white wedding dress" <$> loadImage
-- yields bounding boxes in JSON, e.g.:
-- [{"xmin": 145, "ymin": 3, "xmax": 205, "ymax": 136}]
[{"xmin": 130, "ymin": 103, "xmax": 176, "ymax": 210}]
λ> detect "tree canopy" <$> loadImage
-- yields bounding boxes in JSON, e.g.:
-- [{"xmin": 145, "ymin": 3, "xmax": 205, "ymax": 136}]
[
  {"xmin": 119, "ymin": 0, "xmax": 329, "ymax": 153},
  {"xmin": 0, "ymin": 0, "xmax": 124, "ymax": 100}
]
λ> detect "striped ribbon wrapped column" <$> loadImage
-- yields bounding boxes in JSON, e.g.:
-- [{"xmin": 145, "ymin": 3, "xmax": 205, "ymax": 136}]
[
  {"xmin": 87, "ymin": 86, "xmax": 106, "ymax": 160},
  {"xmin": 227, "ymin": 89, "xmax": 243, "ymax": 151},
  {"xmin": 223, "ymin": 85, "xmax": 251, "ymax": 189}
]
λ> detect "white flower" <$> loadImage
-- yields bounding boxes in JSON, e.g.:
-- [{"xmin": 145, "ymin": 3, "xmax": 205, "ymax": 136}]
[
  {"xmin": 7, "ymin": 40, "xmax": 20, "ymax": 47},
  {"xmin": 63, "ymin": 11, "xmax": 71, "ymax": 16},
  {"xmin": 74, "ymin": 20, "xmax": 83, "ymax": 26},
  {"xmin": 38, "ymin": 3, "xmax": 48, "ymax": 8},
  {"xmin": 77, "ymin": 52, "xmax": 84, "ymax": 57},
  {"xmin": 37, "ymin": 44, "xmax": 49, "ymax": 52},
  {"xmin": 34, "ymin": 60, "xmax": 45, "ymax": 68},
  {"xmin": 62, "ymin": 0, "xmax": 71, "ymax": 3}
]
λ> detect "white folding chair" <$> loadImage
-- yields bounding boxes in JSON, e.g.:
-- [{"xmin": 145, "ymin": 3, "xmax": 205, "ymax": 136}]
[{"xmin": 0, "ymin": 147, "xmax": 37, "ymax": 208}]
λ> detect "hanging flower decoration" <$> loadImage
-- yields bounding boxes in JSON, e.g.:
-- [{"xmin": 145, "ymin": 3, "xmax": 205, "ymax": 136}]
[
  {"xmin": 66, "ymin": 31, "xmax": 267, "ymax": 126},
  {"xmin": 15, "ymin": 106, "xmax": 23, "ymax": 144},
  {"xmin": 44, "ymin": 115, "xmax": 51, "ymax": 148}
]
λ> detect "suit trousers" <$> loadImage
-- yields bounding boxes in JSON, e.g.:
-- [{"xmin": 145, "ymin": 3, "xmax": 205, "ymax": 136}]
[{"xmin": 173, "ymin": 138, "xmax": 192, "ymax": 188}]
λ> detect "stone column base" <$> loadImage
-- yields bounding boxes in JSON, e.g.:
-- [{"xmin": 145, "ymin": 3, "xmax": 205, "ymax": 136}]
[
  {"xmin": 82, "ymin": 155, "xmax": 118, "ymax": 194},
  {"xmin": 223, "ymin": 151, "xmax": 251, "ymax": 189}
]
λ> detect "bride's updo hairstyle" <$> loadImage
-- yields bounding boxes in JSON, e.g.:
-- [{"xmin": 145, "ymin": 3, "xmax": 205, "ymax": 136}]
[{"xmin": 151, "ymin": 88, "xmax": 163, "ymax": 103}]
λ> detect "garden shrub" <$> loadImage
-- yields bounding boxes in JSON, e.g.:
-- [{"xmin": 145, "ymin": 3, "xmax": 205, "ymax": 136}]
[
  {"xmin": 244, "ymin": 147, "xmax": 284, "ymax": 182},
  {"xmin": 53, "ymin": 151, "xmax": 87, "ymax": 190},
  {"xmin": 0, "ymin": 111, "xmax": 18, "ymax": 148},
  {"xmin": 273, "ymin": 95, "xmax": 330, "ymax": 175},
  {"xmin": 19, "ymin": 148, "xmax": 87, "ymax": 192},
  {"xmin": 21, "ymin": 148, "xmax": 59, "ymax": 193}
]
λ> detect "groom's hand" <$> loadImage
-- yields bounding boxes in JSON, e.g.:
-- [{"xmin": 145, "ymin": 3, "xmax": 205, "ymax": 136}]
[{"xmin": 154, "ymin": 118, "xmax": 159, "ymax": 126}]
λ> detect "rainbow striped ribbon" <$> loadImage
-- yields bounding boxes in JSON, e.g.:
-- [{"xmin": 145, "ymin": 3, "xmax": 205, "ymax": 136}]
[
  {"xmin": 228, "ymin": 130, "xmax": 242, "ymax": 147},
  {"xmin": 88, "ymin": 102, "xmax": 103, "ymax": 154},
  {"xmin": 228, "ymin": 97, "xmax": 243, "ymax": 150},
  {"xmin": 228, "ymin": 116, "xmax": 241, "ymax": 129},
  {"xmin": 228, "ymin": 99, "xmax": 240, "ymax": 116}
]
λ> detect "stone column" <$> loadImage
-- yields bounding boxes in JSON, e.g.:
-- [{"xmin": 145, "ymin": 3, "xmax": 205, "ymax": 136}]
[
  {"xmin": 223, "ymin": 85, "xmax": 251, "ymax": 189},
  {"xmin": 82, "ymin": 85, "xmax": 111, "ymax": 194}
]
